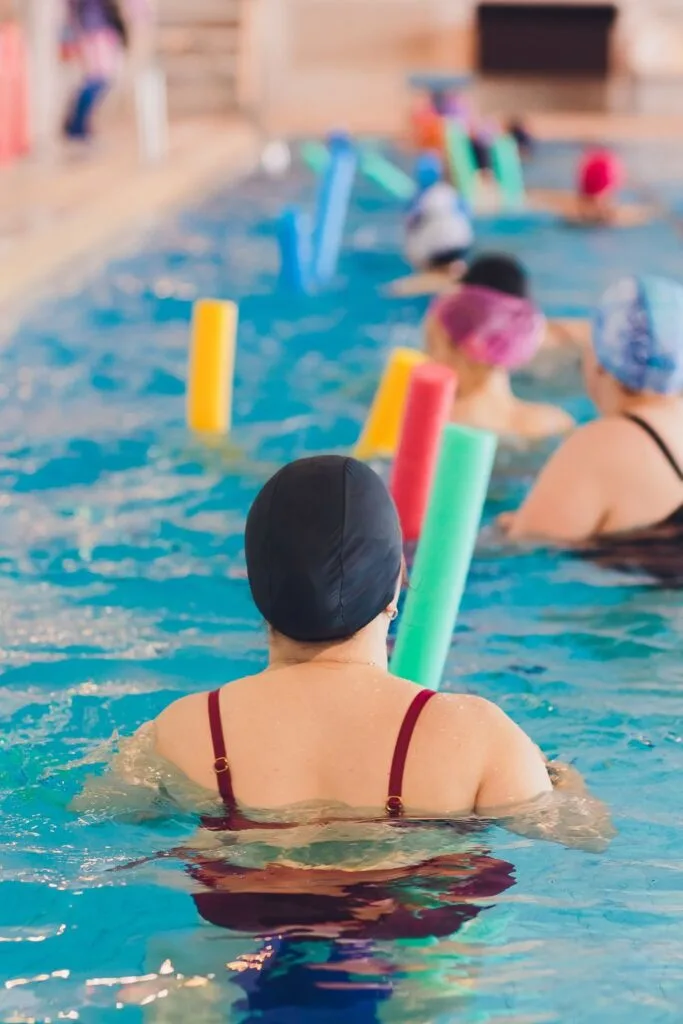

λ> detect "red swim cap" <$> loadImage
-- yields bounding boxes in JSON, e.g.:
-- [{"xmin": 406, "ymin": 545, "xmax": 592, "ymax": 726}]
[{"xmin": 578, "ymin": 149, "xmax": 623, "ymax": 198}]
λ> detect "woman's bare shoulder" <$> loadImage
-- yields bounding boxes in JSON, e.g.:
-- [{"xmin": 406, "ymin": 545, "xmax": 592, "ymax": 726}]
[
  {"xmin": 155, "ymin": 690, "xmax": 210, "ymax": 726},
  {"xmin": 156, "ymin": 673, "xmax": 266, "ymax": 725},
  {"xmin": 154, "ymin": 676, "xmax": 258, "ymax": 755},
  {"xmin": 426, "ymin": 692, "xmax": 508, "ymax": 736},
  {"xmin": 420, "ymin": 694, "xmax": 549, "ymax": 806},
  {"xmin": 566, "ymin": 414, "xmax": 648, "ymax": 460}
]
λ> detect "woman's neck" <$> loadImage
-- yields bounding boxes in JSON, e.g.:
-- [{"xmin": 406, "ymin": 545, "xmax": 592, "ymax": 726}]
[
  {"xmin": 268, "ymin": 624, "xmax": 389, "ymax": 672},
  {"xmin": 454, "ymin": 365, "xmax": 514, "ymax": 404},
  {"xmin": 606, "ymin": 391, "xmax": 682, "ymax": 418}
]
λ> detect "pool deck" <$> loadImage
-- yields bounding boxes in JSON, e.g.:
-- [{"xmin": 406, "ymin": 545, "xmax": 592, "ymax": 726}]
[
  {"xmin": 2, "ymin": 109, "xmax": 683, "ymax": 319},
  {"xmin": 0, "ymin": 117, "xmax": 259, "ymax": 320}
]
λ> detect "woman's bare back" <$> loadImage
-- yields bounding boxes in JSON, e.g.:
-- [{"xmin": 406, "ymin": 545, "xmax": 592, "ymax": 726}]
[{"xmin": 154, "ymin": 664, "xmax": 551, "ymax": 818}]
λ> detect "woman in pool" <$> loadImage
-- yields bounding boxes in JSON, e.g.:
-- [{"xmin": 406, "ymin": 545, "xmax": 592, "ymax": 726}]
[
  {"xmin": 391, "ymin": 153, "xmax": 474, "ymax": 297},
  {"xmin": 508, "ymin": 118, "xmax": 535, "ymax": 159},
  {"xmin": 151, "ymin": 455, "xmax": 551, "ymax": 821},
  {"xmin": 502, "ymin": 275, "xmax": 683, "ymax": 561},
  {"xmin": 576, "ymin": 146, "xmax": 623, "ymax": 225},
  {"xmin": 425, "ymin": 253, "xmax": 575, "ymax": 439}
]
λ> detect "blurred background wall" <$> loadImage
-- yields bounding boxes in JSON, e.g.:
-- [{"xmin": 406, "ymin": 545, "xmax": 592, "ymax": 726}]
[
  {"xmin": 6, "ymin": 0, "xmax": 683, "ymax": 146},
  {"xmin": 151, "ymin": 0, "xmax": 683, "ymax": 131}
]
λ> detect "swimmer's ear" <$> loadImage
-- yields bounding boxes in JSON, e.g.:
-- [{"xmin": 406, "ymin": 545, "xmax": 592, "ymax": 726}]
[
  {"xmin": 448, "ymin": 259, "xmax": 467, "ymax": 282},
  {"xmin": 400, "ymin": 556, "xmax": 409, "ymax": 589},
  {"xmin": 385, "ymin": 560, "xmax": 406, "ymax": 621}
]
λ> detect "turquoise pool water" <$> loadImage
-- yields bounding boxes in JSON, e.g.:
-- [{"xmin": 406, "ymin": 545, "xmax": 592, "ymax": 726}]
[{"xmin": 2, "ymin": 141, "xmax": 683, "ymax": 1021}]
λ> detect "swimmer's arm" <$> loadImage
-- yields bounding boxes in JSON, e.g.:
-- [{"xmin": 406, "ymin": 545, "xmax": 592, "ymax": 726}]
[
  {"xmin": 502, "ymin": 760, "xmax": 616, "ymax": 852},
  {"xmin": 503, "ymin": 424, "xmax": 607, "ymax": 543},
  {"xmin": 70, "ymin": 723, "xmax": 177, "ymax": 819},
  {"xmin": 70, "ymin": 717, "xmax": 220, "ymax": 825},
  {"xmin": 384, "ymin": 271, "xmax": 458, "ymax": 298},
  {"xmin": 474, "ymin": 702, "xmax": 552, "ymax": 814},
  {"xmin": 544, "ymin": 318, "xmax": 592, "ymax": 351},
  {"xmin": 474, "ymin": 707, "xmax": 615, "ymax": 851}
]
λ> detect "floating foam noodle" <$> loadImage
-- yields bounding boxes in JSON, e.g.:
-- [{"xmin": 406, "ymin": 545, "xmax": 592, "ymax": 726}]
[
  {"xmin": 0, "ymin": 22, "xmax": 28, "ymax": 163},
  {"xmin": 311, "ymin": 136, "xmax": 358, "ymax": 284},
  {"xmin": 302, "ymin": 139, "xmax": 415, "ymax": 201},
  {"xmin": 491, "ymin": 134, "xmax": 526, "ymax": 209},
  {"xmin": 444, "ymin": 120, "xmax": 478, "ymax": 203},
  {"xmin": 277, "ymin": 206, "xmax": 312, "ymax": 293},
  {"xmin": 186, "ymin": 299, "xmax": 238, "ymax": 434},
  {"xmin": 354, "ymin": 348, "xmax": 428, "ymax": 461},
  {"xmin": 390, "ymin": 363, "xmax": 457, "ymax": 543},
  {"xmin": 4, "ymin": 23, "xmax": 28, "ymax": 158},
  {"xmin": 300, "ymin": 140, "xmax": 329, "ymax": 175},
  {"xmin": 390, "ymin": 423, "xmax": 497, "ymax": 690},
  {"xmin": 360, "ymin": 149, "xmax": 415, "ymax": 200}
]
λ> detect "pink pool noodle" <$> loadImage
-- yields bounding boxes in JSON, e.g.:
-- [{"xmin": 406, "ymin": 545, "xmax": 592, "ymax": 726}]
[{"xmin": 390, "ymin": 363, "xmax": 457, "ymax": 543}]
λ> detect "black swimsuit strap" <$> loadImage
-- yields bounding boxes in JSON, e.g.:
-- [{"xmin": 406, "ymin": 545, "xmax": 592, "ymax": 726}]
[{"xmin": 624, "ymin": 413, "xmax": 683, "ymax": 482}]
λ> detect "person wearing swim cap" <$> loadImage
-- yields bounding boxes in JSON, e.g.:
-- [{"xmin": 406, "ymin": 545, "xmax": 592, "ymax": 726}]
[
  {"xmin": 425, "ymin": 253, "xmax": 575, "ymax": 439},
  {"xmin": 430, "ymin": 88, "xmax": 469, "ymax": 120},
  {"xmin": 405, "ymin": 154, "xmax": 473, "ymax": 274},
  {"xmin": 469, "ymin": 121, "xmax": 496, "ymax": 182},
  {"xmin": 150, "ymin": 455, "xmax": 551, "ymax": 821},
  {"xmin": 390, "ymin": 153, "xmax": 473, "ymax": 297},
  {"xmin": 576, "ymin": 147, "xmax": 623, "ymax": 225},
  {"xmin": 502, "ymin": 275, "xmax": 683, "ymax": 557},
  {"xmin": 508, "ymin": 118, "xmax": 534, "ymax": 160}
]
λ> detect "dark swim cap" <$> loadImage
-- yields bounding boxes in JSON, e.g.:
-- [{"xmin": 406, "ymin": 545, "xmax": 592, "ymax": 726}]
[
  {"xmin": 462, "ymin": 253, "xmax": 529, "ymax": 299},
  {"xmin": 245, "ymin": 456, "xmax": 403, "ymax": 643}
]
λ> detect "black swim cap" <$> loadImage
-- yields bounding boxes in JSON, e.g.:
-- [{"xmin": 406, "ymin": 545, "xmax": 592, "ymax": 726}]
[
  {"xmin": 245, "ymin": 456, "xmax": 403, "ymax": 643},
  {"xmin": 463, "ymin": 253, "xmax": 529, "ymax": 299}
]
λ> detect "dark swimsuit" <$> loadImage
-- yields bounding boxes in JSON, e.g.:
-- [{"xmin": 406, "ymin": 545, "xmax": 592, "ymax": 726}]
[
  {"xmin": 204, "ymin": 686, "xmax": 437, "ymax": 829},
  {"xmin": 580, "ymin": 413, "xmax": 683, "ymax": 584}
]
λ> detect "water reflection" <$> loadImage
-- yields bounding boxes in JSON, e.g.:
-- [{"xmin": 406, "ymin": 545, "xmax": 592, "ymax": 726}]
[{"xmin": 118, "ymin": 839, "xmax": 514, "ymax": 1022}]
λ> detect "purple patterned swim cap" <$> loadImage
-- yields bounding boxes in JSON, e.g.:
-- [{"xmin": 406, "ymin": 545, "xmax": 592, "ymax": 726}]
[{"xmin": 433, "ymin": 284, "xmax": 545, "ymax": 370}]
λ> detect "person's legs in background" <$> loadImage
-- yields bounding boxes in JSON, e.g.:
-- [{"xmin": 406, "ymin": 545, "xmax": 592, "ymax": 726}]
[
  {"xmin": 64, "ymin": 76, "xmax": 109, "ymax": 138},
  {"xmin": 64, "ymin": 27, "xmax": 121, "ymax": 140}
]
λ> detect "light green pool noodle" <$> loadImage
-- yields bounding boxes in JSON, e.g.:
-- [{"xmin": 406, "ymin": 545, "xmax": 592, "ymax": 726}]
[
  {"xmin": 360, "ymin": 149, "xmax": 415, "ymax": 200},
  {"xmin": 444, "ymin": 120, "xmax": 478, "ymax": 203},
  {"xmin": 390, "ymin": 424, "xmax": 497, "ymax": 690},
  {"xmin": 491, "ymin": 134, "xmax": 526, "ymax": 208},
  {"xmin": 300, "ymin": 140, "xmax": 329, "ymax": 174}
]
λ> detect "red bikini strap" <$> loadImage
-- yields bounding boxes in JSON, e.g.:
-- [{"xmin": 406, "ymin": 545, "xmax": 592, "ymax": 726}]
[
  {"xmin": 387, "ymin": 689, "xmax": 437, "ymax": 818},
  {"xmin": 207, "ymin": 689, "xmax": 236, "ymax": 811}
]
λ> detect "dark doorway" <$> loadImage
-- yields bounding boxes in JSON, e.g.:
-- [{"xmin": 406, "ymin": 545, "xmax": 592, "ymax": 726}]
[{"xmin": 477, "ymin": 3, "xmax": 618, "ymax": 76}]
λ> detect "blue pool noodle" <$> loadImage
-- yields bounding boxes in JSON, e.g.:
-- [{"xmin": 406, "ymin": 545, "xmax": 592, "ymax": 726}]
[
  {"xmin": 311, "ymin": 136, "xmax": 358, "ymax": 284},
  {"xmin": 278, "ymin": 207, "xmax": 311, "ymax": 293}
]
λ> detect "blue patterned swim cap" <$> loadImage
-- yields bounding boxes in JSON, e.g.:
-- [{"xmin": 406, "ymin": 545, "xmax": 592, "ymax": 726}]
[{"xmin": 593, "ymin": 275, "xmax": 683, "ymax": 395}]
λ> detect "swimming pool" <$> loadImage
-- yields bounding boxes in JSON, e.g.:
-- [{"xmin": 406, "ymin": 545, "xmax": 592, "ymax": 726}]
[{"xmin": 2, "ymin": 140, "xmax": 683, "ymax": 1022}]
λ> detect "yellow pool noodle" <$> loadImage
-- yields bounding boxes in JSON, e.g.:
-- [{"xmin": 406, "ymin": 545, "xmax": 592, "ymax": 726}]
[
  {"xmin": 354, "ymin": 348, "xmax": 428, "ymax": 460},
  {"xmin": 186, "ymin": 299, "xmax": 238, "ymax": 434}
]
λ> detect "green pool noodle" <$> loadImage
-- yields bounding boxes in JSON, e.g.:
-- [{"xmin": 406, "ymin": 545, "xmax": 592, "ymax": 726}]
[
  {"xmin": 360, "ymin": 149, "xmax": 415, "ymax": 200},
  {"xmin": 444, "ymin": 120, "xmax": 478, "ymax": 203},
  {"xmin": 390, "ymin": 423, "xmax": 497, "ymax": 690},
  {"xmin": 300, "ymin": 140, "xmax": 329, "ymax": 175},
  {"xmin": 491, "ymin": 134, "xmax": 526, "ymax": 208}
]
